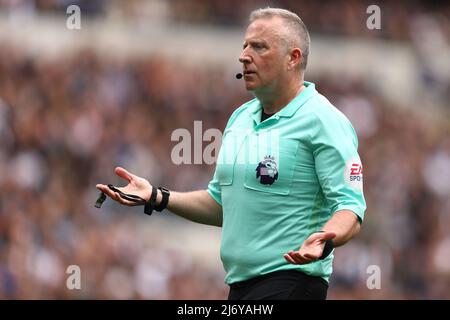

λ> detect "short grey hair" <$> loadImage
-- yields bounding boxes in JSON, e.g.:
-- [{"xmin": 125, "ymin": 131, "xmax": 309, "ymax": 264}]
[{"xmin": 249, "ymin": 7, "xmax": 310, "ymax": 71}]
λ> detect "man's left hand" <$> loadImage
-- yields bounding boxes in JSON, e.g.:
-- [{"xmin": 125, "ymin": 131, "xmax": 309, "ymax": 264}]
[{"xmin": 283, "ymin": 231, "xmax": 336, "ymax": 264}]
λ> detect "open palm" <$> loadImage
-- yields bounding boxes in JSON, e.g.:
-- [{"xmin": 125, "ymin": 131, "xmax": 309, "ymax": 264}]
[
  {"xmin": 96, "ymin": 167, "xmax": 152, "ymax": 206},
  {"xmin": 283, "ymin": 231, "xmax": 336, "ymax": 264}
]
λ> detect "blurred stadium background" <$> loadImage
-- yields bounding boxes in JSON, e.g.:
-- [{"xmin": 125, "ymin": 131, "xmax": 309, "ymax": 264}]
[{"xmin": 0, "ymin": 0, "xmax": 449, "ymax": 299}]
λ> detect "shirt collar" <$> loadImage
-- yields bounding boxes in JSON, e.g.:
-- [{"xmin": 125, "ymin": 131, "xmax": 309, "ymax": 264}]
[{"xmin": 249, "ymin": 81, "xmax": 317, "ymax": 120}]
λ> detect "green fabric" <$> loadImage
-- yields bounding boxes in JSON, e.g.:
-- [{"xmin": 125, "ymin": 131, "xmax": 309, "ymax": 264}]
[{"xmin": 207, "ymin": 81, "xmax": 366, "ymax": 284}]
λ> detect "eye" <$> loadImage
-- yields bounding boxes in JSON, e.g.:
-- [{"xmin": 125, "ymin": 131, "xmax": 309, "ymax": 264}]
[
  {"xmin": 243, "ymin": 41, "xmax": 267, "ymax": 53},
  {"xmin": 253, "ymin": 43, "xmax": 264, "ymax": 50}
]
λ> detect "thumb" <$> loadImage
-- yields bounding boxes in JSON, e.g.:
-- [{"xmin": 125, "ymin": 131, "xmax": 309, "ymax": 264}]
[
  {"xmin": 115, "ymin": 167, "xmax": 134, "ymax": 183},
  {"xmin": 320, "ymin": 231, "xmax": 336, "ymax": 241}
]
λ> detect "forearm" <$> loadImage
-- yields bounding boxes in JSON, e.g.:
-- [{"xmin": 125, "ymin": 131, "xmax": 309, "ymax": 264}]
[
  {"xmin": 156, "ymin": 189, "xmax": 223, "ymax": 227},
  {"xmin": 321, "ymin": 210, "xmax": 361, "ymax": 247}
]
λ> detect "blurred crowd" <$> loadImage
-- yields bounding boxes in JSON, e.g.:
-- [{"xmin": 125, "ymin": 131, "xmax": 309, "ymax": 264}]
[
  {"xmin": 2, "ymin": 0, "xmax": 449, "ymax": 105},
  {"xmin": 170, "ymin": 0, "xmax": 450, "ymax": 40},
  {"xmin": 0, "ymin": 46, "xmax": 240, "ymax": 299},
  {"xmin": 1, "ymin": 0, "xmax": 450, "ymax": 300},
  {"xmin": 0, "ymin": 0, "xmax": 106, "ymax": 16},
  {"xmin": 0, "ymin": 42, "xmax": 449, "ymax": 299},
  {"xmin": 1, "ymin": 0, "xmax": 450, "ymax": 41}
]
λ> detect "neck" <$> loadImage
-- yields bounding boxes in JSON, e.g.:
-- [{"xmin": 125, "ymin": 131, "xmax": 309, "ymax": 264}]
[{"xmin": 256, "ymin": 79, "xmax": 305, "ymax": 114}]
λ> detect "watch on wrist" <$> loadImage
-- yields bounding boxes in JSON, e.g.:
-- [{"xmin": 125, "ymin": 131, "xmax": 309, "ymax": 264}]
[
  {"xmin": 154, "ymin": 187, "xmax": 170, "ymax": 212},
  {"xmin": 144, "ymin": 186, "xmax": 158, "ymax": 216}
]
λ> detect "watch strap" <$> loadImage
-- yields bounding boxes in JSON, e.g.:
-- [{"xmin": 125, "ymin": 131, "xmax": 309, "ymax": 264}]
[
  {"xmin": 154, "ymin": 187, "xmax": 170, "ymax": 212},
  {"xmin": 144, "ymin": 186, "xmax": 158, "ymax": 215}
]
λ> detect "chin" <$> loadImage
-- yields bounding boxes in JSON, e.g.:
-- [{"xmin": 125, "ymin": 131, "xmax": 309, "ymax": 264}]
[
  {"xmin": 244, "ymin": 82, "xmax": 259, "ymax": 91},
  {"xmin": 245, "ymin": 84, "xmax": 256, "ymax": 91}
]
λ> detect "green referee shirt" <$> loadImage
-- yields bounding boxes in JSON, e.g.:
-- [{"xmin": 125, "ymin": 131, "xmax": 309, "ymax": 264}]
[{"xmin": 207, "ymin": 81, "xmax": 366, "ymax": 284}]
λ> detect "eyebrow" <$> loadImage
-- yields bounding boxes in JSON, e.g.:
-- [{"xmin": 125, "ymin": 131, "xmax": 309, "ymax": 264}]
[{"xmin": 243, "ymin": 39, "xmax": 267, "ymax": 49}]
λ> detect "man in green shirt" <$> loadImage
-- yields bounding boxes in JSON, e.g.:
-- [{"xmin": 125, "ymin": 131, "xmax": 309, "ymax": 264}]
[{"xmin": 96, "ymin": 7, "xmax": 365, "ymax": 300}]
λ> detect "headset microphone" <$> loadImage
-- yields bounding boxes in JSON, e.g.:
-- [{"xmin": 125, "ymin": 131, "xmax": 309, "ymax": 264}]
[{"xmin": 235, "ymin": 73, "xmax": 243, "ymax": 79}]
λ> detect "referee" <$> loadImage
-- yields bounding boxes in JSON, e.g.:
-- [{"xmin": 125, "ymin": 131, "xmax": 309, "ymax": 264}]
[{"xmin": 96, "ymin": 8, "xmax": 366, "ymax": 300}]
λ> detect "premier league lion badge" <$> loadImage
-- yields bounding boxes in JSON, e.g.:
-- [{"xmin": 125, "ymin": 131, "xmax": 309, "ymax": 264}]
[{"xmin": 256, "ymin": 155, "xmax": 278, "ymax": 185}]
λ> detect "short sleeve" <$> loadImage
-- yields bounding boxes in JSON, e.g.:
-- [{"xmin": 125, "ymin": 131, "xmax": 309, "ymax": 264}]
[
  {"xmin": 311, "ymin": 106, "xmax": 366, "ymax": 223},
  {"xmin": 207, "ymin": 170, "xmax": 222, "ymax": 206}
]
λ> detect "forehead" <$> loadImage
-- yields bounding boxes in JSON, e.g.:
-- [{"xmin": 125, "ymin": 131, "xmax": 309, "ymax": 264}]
[{"xmin": 244, "ymin": 17, "xmax": 285, "ymax": 43}]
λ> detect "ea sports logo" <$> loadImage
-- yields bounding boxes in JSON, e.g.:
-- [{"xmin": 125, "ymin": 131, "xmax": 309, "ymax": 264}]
[
  {"xmin": 345, "ymin": 158, "xmax": 363, "ymax": 191},
  {"xmin": 350, "ymin": 163, "xmax": 363, "ymax": 181},
  {"xmin": 256, "ymin": 155, "xmax": 278, "ymax": 185}
]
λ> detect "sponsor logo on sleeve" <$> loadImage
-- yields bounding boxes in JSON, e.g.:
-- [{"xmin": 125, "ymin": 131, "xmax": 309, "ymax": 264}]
[{"xmin": 345, "ymin": 158, "xmax": 363, "ymax": 191}]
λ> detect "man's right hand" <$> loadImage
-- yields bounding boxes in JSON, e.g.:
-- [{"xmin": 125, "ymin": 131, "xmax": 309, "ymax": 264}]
[{"xmin": 96, "ymin": 167, "xmax": 153, "ymax": 206}]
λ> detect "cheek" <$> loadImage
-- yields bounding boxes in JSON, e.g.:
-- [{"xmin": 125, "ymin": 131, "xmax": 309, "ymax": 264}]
[
  {"xmin": 261, "ymin": 56, "xmax": 282, "ymax": 75},
  {"xmin": 257, "ymin": 61, "xmax": 274, "ymax": 77}
]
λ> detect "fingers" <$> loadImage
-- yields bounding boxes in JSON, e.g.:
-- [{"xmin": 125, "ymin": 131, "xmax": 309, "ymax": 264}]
[
  {"xmin": 283, "ymin": 254, "xmax": 296, "ymax": 264},
  {"xmin": 96, "ymin": 184, "xmax": 110, "ymax": 194},
  {"xmin": 308, "ymin": 231, "xmax": 336, "ymax": 244},
  {"xmin": 321, "ymin": 231, "xmax": 336, "ymax": 241},
  {"xmin": 115, "ymin": 167, "xmax": 133, "ymax": 183},
  {"xmin": 303, "ymin": 252, "xmax": 320, "ymax": 260},
  {"xmin": 96, "ymin": 184, "xmax": 135, "ymax": 206},
  {"xmin": 284, "ymin": 231, "xmax": 337, "ymax": 266},
  {"xmin": 284, "ymin": 250, "xmax": 313, "ymax": 265}
]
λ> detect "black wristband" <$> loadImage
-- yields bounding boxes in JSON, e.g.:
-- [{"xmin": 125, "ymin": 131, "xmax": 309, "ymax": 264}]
[
  {"xmin": 319, "ymin": 239, "xmax": 334, "ymax": 260},
  {"xmin": 312, "ymin": 230, "xmax": 334, "ymax": 260},
  {"xmin": 154, "ymin": 187, "xmax": 170, "ymax": 212},
  {"xmin": 144, "ymin": 186, "xmax": 158, "ymax": 216}
]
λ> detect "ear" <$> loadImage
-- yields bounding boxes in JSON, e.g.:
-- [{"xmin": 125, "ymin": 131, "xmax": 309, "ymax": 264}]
[{"xmin": 287, "ymin": 48, "xmax": 302, "ymax": 71}]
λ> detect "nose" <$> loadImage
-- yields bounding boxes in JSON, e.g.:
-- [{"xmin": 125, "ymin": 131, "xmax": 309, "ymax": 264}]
[{"xmin": 239, "ymin": 49, "xmax": 251, "ymax": 64}]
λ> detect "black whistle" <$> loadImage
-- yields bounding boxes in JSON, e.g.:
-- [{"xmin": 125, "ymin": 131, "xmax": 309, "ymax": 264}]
[{"xmin": 94, "ymin": 192, "xmax": 106, "ymax": 208}]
